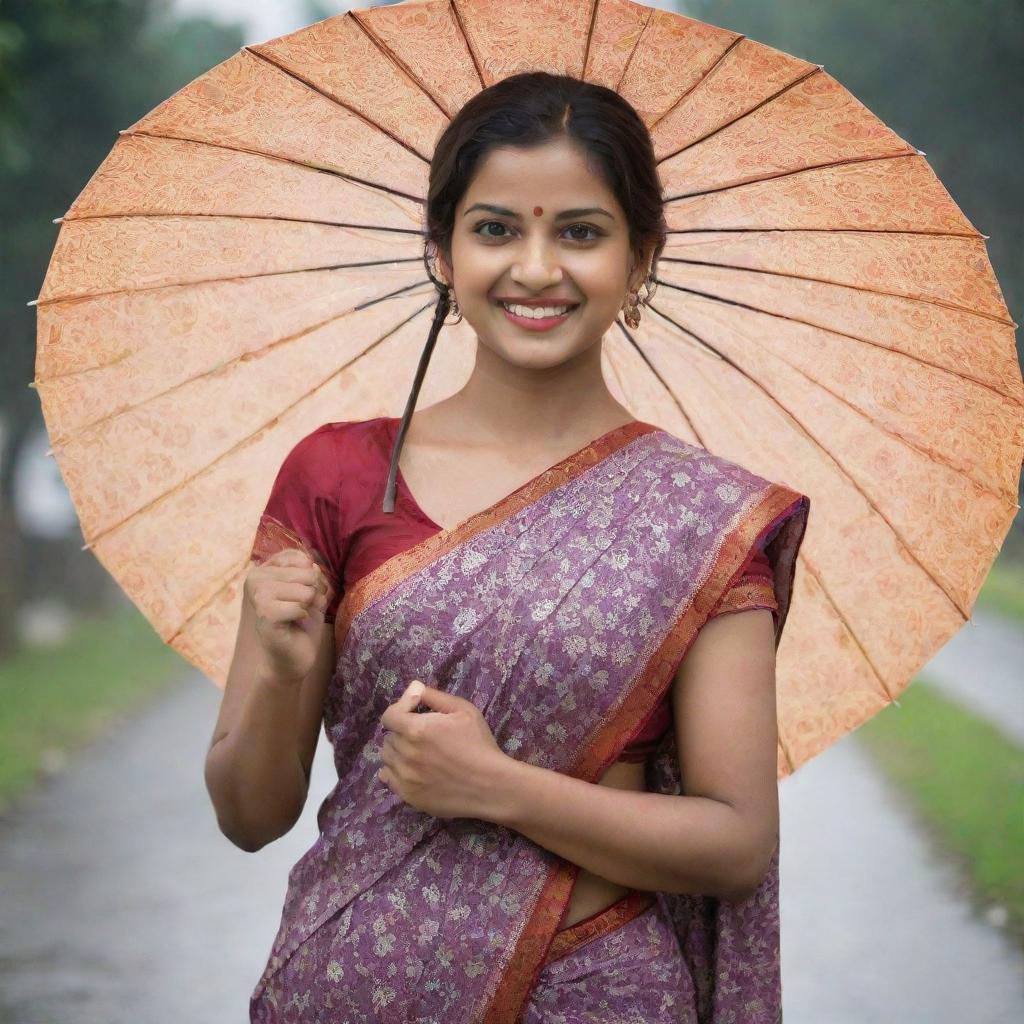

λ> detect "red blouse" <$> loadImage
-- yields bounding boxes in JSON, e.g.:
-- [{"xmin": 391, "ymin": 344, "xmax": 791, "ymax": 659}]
[{"xmin": 251, "ymin": 418, "xmax": 777, "ymax": 763}]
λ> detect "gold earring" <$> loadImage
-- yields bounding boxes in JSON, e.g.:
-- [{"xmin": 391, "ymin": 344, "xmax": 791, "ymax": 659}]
[
  {"xmin": 434, "ymin": 262, "xmax": 462, "ymax": 323},
  {"xmin": 622, "ymin": 290, "xmax": 642, "ymax": 329}
]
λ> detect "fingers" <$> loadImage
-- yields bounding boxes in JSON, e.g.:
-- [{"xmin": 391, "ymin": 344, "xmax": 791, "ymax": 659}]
[
  {"xmin": 264, "ymin": 582, "xmax": 329, "ymax": 623},
  {"xmin": 265, "ymin": 549, "xmax": 331, "ymax": 595}
]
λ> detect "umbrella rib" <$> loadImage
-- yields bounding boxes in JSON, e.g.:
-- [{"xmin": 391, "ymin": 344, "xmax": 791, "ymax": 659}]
[
  {"xmin": 651, "ymin": 281, "xmax": 1021, "ymax": 501},
  {"xmin": 243, "ymin": 46, "xmax": 432, "ymax": 165},
  {"xmin": 119, "ymin": 129, "xmax": 426, "ymax": 206},
  {"xmin": 347, "ymin": 9, "xmax": 453, "ymax": 122},
  {"xmin": 84, "ymin": 299, "xmax": 438, "ymax": 561},
  {"xmin": 612, "ymin": 5, "xmax": 655, "ymax": 94},
  {"xmin": 648, "ymin": 34, "xmax": 748, "ymax": 134},
  {"xmin": 450, "ymin": 0, "xmax": 487, "ymax": 90},
  {"xmin": 667, "ymin": 226, "xmax": 986, "ymax": 240},
  {"xmin": 661, "ymin": 149, "xmax": 920, "ymax": 198},
  {"xmin": 579, "ymin": 0, "xmax": 601, "ymax": 81},
  {"xmin": 655, "ymin": 64, "xmax": 824, "ymax": 165},
  {"xmin": 653, "ymin": 276, "xmax": 1020, "ymax": 407},
  {"xmin": 33, "ymin": 256, "xmax": 423, "ymax": 311},
  {"xmin": 42, "ymin": 283, "xmax": 435, "ymax": 444},
  {"xmin": 615, "ymin": 321, "xmax": 887, "ymax": 757},
  {"xmin": 60, "ymin": 211, "xmax": 424, "ymax": 234},
  {"xmin": 659, "ymin": 254, "xmax": 1016, "ymax": 330},
  {"xmin": 645, "ymin": 299, "xmax": 974, "ymax": 626},
  {"xmin": 612, "ymin": 318, "xmax": 703, "ymax": 442}
]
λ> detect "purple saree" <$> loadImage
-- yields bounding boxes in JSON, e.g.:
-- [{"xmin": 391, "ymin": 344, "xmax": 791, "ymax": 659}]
[{"xmin": 248, "ymin": 421, "xmax": 810, "ymax": 1023}]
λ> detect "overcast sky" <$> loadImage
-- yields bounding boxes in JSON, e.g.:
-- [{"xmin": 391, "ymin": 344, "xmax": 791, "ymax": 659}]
[{"xmin": 172, "ymin": 0, "xmax": 683, "ymax": 46}]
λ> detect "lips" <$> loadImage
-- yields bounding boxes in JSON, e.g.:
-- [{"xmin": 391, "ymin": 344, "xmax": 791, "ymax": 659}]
[{"xmin": 498, "ymin": 302, "xmax": 578, "ymax": 332}]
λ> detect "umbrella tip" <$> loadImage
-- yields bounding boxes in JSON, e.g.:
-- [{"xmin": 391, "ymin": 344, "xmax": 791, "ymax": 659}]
[
  {"xmin": 26, "ymin": 299, "xmax": 38, "ymax": 307},
  {"xmin": 916, "ymin": 149, "xmax": 926, "ymax": 156},
  {"xmin": 27, "ymin": 381, "xmax": 37, "ymax": 390},
  {"xmin": 80, "ymin": 541, "xmax": 92, "ymax": 552},
  {"xmin": 53, "ymin": 216, "xmax": 63, "ymax": 224}
]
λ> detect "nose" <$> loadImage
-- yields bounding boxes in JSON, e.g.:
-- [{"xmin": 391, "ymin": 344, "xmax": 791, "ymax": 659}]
[{"xmin": 509, "ymin": 237, "xmax": 564, "ymax": 291}]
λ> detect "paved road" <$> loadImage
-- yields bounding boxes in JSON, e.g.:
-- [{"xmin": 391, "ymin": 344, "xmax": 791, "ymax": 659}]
[{"xmin": 1, "ymin": 645, "xmax": 1022, "ymax": 1022}]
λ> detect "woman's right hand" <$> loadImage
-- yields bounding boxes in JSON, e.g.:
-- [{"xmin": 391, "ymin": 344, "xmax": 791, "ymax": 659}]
[{"xmin": 244, "ymin": 548, "xmax": 332, "ymax": 685}]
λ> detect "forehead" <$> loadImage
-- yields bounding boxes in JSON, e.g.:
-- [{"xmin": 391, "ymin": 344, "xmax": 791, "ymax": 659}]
[{"xmin": 459, "ymin": 138, "xmax": 617, "ymax": 212}]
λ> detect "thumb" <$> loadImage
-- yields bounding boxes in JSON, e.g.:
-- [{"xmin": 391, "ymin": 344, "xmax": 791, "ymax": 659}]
[
  {"xmin": 409, "ymin": 682, "xmax": 463, "ymax": 713},
  {"xmin": 401, "ymin": 679, "xmax": 426, "ymax": 709}
]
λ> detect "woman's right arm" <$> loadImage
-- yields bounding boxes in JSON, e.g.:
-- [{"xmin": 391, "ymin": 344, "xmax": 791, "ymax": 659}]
[{"xmin": 204, "ymin": 566, "xmax": 336, "ymax": 853}]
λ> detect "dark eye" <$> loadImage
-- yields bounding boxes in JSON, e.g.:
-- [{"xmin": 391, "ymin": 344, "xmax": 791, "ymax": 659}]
[
  {"xmin": 474, "ymin": 221, "xmax": 510, "ymax": 239},
  {"xmin": 472, "ymin": 221, "xmax": 603, "ymax": 242}
]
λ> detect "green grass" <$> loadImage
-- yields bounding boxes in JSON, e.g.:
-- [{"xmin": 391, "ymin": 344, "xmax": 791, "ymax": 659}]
[
  {"xmin": 0, "ymin": 602, "xmax": 185, "ymax": 814},
  {"xmin": 974, "ymin": 556, "xmax": 1024, "ymax": 623},
  {"xmin": 856, "ymin": 678, "xmax": 1024, "ymax": 950}
]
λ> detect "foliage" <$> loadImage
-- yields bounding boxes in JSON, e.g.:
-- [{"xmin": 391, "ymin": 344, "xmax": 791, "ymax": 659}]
[{"xmin": 0, "ymin": 0, "xmax": 244, "ymax": 491}]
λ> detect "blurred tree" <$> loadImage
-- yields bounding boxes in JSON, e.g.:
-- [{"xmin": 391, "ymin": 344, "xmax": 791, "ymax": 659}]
[{"xmin": 0, "ymin": 0, "xmax": 244, "ymax": 653}]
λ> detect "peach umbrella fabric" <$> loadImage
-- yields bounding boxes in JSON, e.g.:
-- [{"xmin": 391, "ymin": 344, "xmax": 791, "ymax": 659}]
[{"xmin": 30, "ymin": 0, "xmax": 1023, "ymax": 777}]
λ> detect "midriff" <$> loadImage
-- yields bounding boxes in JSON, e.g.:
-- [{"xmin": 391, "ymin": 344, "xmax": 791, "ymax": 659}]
[{"xmin": 559, "ymin": 757, "xmax": 648, "ymax": 929}]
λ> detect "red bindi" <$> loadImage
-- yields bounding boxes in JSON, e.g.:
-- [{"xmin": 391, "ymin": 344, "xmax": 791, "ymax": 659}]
[{"xmin": 533, "ymin": 206, "xmax": 543, "ymax": 217}]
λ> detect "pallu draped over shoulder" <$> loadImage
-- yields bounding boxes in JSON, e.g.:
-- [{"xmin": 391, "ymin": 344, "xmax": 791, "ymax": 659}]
[{"xmin": 247, "ymin": 420, "xmax": 810, "ymax": 1024}]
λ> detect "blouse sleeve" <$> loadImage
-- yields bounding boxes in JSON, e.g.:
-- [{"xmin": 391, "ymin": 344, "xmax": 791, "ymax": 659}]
[
  {"xmin": 707, "ymin": 543, "xmax": 778, "ymax": 628},
  {"xmin": 706, "ymin": 489, "xmax": 811, "ymax": 648},
  {"xmin": 249, "ymin": 425, "xmax": 345, "ymax": 624}
]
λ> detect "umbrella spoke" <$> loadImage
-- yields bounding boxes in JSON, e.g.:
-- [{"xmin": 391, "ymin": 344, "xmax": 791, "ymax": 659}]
[
  {"xmin": 244, "ymin": 46, "xmax": 434, "ymax": 166},
  {"xmin": 34, "ymin": 255, "xmax": 424, "ymax": 308},
  {"xmin": 79, "ymin": 298, "xmax": 439, "ymax": 556},
  {"xmin": 643, "ymin": 301, "xmax": 977, "ymax": 624},
  {"xmin": 123, "ymin": 129, "xmax": 427, "ymax": 206},
  {"xmin": 40, "ymin": 282, "xmax": 435, "ymax": 440},
  {"xmin": 652, "ymin": 275, "xmax": 1021, "ymax": 407}
]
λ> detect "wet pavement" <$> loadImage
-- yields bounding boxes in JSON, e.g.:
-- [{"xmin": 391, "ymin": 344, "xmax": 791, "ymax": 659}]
[{"xmin": 1, "ymin": 612, "xmax": 1022, "ymax": 1022}]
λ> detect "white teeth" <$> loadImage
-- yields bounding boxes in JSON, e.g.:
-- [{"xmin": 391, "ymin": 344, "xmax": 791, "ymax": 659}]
[{"xmin": 501, "ymin": 302, "xmax": 574, "ymax": 319}]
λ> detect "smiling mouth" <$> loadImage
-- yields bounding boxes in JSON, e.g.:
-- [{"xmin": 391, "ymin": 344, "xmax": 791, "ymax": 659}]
[{"xmin": 496, "ymin": 300, "xmax": 580, "ymax": 318}]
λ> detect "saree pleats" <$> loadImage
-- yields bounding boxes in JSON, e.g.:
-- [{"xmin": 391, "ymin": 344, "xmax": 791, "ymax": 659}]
[{"xmin": 249, "ymin": 426, "xmax": 809, "ymax": 1023}]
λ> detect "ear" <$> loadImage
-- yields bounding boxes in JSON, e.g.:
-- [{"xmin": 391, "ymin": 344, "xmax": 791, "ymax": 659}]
[
  {"xmin": 628, "ymin": 240, "xmax": 656, "ymax": 293},
  {"xmin": 436, "ymin": 248, "xmax": 454, "ymax": 286}
]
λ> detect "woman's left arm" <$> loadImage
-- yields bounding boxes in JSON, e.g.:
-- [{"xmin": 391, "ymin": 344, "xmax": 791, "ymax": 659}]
[{"xmin": 487, "ymin": 607, "xmax": 781, "ymax": 903}]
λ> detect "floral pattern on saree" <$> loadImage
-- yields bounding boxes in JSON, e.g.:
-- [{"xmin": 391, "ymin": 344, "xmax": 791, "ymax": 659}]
[{"xmin": 249, "ymin": 425, "xmax": 808, "ymax": 1023}]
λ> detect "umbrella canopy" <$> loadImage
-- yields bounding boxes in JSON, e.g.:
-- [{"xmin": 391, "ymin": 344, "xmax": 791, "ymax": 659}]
[{"xmin": 30, "ymin": 0, "xmax": 1023, "ymax": 777}]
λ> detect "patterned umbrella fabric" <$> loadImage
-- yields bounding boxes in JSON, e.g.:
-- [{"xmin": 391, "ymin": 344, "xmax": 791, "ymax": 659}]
[{"xmin": 30, "ymin": 0, "xmax": 1023, "ymax": 777}]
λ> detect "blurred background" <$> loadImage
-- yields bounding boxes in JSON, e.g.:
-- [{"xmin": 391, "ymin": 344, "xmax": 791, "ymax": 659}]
[{"xmin": 0, "ymin": 0, "xmax": 1021, "ymax": 1021}]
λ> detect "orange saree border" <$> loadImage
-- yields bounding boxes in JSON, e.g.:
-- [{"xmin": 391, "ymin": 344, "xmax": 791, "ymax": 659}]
[
  {"xmin": 332, "ymin": 420, "xmax": 659, "ymax": 651},
  {"xmin": 544, "ymin": 889, "xmax": 656, "ymax": 966},
  {"xmin": 483, "ymin": 481, "xmax": 806, "ymax": 1024}
]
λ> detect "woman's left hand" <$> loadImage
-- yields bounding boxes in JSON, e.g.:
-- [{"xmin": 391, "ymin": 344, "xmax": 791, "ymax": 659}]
[{"xmin": 377, "ymin": 680, "xmax": 514, "ymax": 821}]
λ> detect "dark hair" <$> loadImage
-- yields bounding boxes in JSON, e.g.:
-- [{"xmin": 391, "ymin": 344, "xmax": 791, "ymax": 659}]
[{"xmin": 383, "ymin": 71, "xmax": 668, "ymax": 513}]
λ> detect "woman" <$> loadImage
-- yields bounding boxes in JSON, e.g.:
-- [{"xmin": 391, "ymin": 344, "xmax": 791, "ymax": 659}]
[{"xmin": 206, "ymin": 72, "xmax": 809, "ymax": 1022}]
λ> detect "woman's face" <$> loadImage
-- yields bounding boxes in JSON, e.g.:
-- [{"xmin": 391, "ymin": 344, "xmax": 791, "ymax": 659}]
[{"xmin": 439, "ymin": 136, "xmax": 650, "ymax": 371}]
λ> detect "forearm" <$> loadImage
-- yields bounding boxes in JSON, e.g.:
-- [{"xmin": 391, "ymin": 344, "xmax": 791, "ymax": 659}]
[
  {"xmin": 204, "ymin": 668, "xmax": 307, "ymax": 852},
  {"xmin": 488, "ymin": 758, "xmax": 758, "ymax": 901}
]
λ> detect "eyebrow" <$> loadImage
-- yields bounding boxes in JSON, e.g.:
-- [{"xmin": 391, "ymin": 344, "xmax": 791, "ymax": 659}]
[{"xmin": 463, "ymin": 203, "xmax": 614, "ymax": 220}]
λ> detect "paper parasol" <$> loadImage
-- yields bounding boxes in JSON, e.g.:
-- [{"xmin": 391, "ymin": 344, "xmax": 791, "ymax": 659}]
[{"xmin": 30, "ymin": 0, "xmax": 1023, "ymax": 776}]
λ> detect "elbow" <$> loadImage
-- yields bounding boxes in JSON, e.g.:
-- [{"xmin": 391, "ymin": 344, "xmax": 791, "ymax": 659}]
[
  {"xmin": 204, "ymin": 755, "xmax": 298, "ymax": 853},
  {"xmin": 723, "ymin": 835, "xmax": 779, "ymax": 904},
  {"xmin": 218, "ymin": 818, "xmax": 271, "ymax": 854}
]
